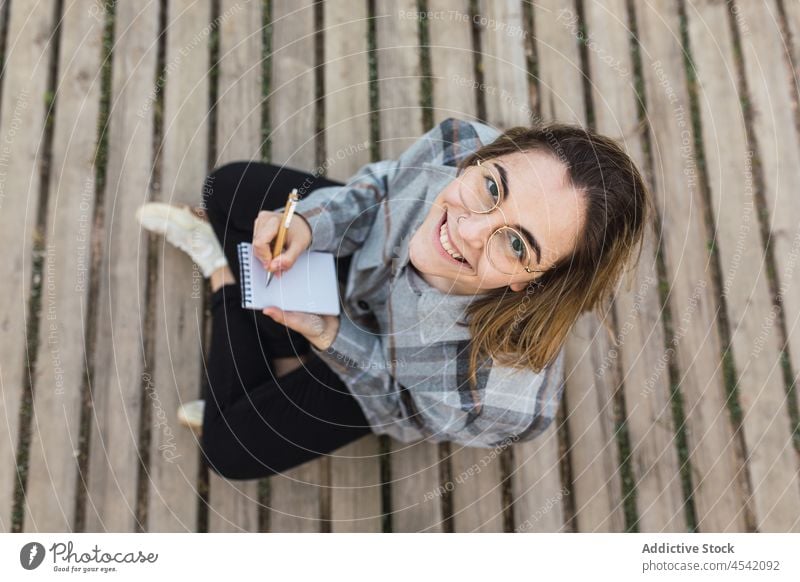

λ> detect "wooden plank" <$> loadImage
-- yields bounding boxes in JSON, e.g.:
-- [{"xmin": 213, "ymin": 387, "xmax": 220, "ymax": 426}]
[
  {"xmin": 323, "ymin": 0, "xmax": 383, "ymax": 533},
  {"xmin": 476, "ymin": 0, "xmax": 566, "ymax": 532},
  {"xmin": 267, "ymin": 0, "xmax": 325, "ymax": 532},
  {"xmin": 429, "ymin": 0, "xmax": 478, "ymax": 122},
  {"xmin": 635, "ymin": 0, "xmax": 747, "ymax": 531},
  {"xmin": 429, "ymin": 0, "xmax": 504, "ymax": 533},
  {"xmin": 145, "ymin": 0, "xmax": 210, "ymax": 532},
  {"xmin": 23, "ymin": 0, "xmax": 104, "ymax": 532},
  {"xmin": 375, "ymin": 0, "xmax": 444, "ymax": 533},
  {"xmin": 737, "ymin": 0, "xmax": 800, "ymax": 454},
  {"xmin": 688, "ymin": 0, "xmax": 800, "ymax": 531},
  {"xmin": 0, "ymin": 0, "xmax": 56, "ymax": 533},
  {"xmin": 777, "ymin": 0, "xmax": 800, "ymax": 445},
  {"xmin": 583, "ymin": 0, "xmax": 687, "ymax": 532},
  {"xmin": 84, "ymin": 0, "xmax": 160, "ymax": 532},
  {"xmin": 206, "ymin": 0, "xmax": 263, "ymax": 533},
  {"xmin": 778, "ymin": 0, "xmax": 800, "ymax": 104}
]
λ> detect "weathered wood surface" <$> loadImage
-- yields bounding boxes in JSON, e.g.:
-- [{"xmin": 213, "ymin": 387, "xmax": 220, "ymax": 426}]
[
  {"xmin": 84, "ymin": 0, "xmax": 161, "ymax": 532},
  {"xmin": 3, "ymin": 0, "xmax": 798, "ymax": 533},
  {"xmin": 635, "ymin": 0, "xmax": 747, "ymax": 531},
  {"xmin": 23, "ymin": 0, "xmax": 104, "ymax": 532}
]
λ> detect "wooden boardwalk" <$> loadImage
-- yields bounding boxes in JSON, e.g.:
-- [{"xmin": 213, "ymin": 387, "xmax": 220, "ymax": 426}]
[{"xmin": 1, "ymin": 0, "xmax": 799, "ymax": 532}]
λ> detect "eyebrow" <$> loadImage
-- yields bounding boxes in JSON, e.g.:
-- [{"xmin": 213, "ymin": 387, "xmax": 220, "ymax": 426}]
[{"xmin": 492, "ymin": 162, "xmax": 542, "ymax": 265}]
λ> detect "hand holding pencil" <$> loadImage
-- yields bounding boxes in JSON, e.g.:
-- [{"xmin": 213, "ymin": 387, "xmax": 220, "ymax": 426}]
[
  {"xmin": 252, "ymin": 189, "xmax": 313, "ymax": 284},
  {"xmin": 253, "ymin": 190, "xmax": 341, "ymax": 349}
]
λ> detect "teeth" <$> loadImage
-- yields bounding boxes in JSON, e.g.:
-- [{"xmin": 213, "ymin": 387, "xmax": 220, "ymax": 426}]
[{"xmin": 439, "ymin": 222, "xmax": 464, "ymax": 261}]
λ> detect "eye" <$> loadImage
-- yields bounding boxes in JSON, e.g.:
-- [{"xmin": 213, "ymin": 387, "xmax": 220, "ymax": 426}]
[
  {"xmin": 484, "ymin": 176, "xmax": 499, "ymax": 202},
  {"xmin": 508, "ymin": 231, "xmax": 526, "ymax": 262}
]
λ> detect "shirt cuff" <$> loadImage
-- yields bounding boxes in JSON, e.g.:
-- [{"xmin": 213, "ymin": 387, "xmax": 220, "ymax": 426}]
[{"xmin": 291, "ymin": 192, "xmax": 336, "ymax": 252}]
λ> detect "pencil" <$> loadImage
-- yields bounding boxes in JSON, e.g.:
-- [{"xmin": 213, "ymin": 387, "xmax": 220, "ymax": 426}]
[{"xmin": 265, "ymin": 188, "xmax": 299, "ymax": 287}]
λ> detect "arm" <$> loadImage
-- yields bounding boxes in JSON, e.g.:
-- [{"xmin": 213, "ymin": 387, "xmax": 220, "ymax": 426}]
[
  {"xmin": 292, "ymin": 159, "xmax": 395, "ymax": 256},
  {"xmin": 285, "ymin": 118, "xmax": 492, "ymax": 257}
]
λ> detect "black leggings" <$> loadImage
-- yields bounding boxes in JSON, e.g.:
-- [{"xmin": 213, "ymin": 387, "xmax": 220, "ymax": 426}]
[{"xmin": 199, "ymin": 161, "xmax": 374, "ymax": 480}]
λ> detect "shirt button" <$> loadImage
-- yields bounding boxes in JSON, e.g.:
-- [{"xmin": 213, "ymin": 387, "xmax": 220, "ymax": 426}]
[{"xmin": 357, "ymin": 300, "xmax": 370, "ymax": 310}]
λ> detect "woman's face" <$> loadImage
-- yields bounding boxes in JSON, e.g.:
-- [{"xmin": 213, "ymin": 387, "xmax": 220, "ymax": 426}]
[{"xmin": 408, "ymin": 150, "xmax": 586, "ymax": 296}]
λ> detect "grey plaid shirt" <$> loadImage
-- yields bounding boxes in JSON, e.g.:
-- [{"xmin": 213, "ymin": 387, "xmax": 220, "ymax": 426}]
[{"xmin": 289, "ymin": 118, "xmax": 566, "ymax": 448}]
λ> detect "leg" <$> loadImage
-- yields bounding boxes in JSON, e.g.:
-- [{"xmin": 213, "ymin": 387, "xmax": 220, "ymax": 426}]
[
  {"xmin": 201, "ymin": 285, "xmax": 372, "ymax": 479},
  {"xmin": 272, "ymin": 353, "xmax": 313, "ymax": 377},
  {"xmin": 210, "ymin": 264, "xmax": 236, "ymax": 293}
]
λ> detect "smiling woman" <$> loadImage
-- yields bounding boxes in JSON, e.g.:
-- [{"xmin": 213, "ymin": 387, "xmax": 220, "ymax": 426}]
[
  {"xmin": 412, "ymin": 123, "xmax": 654, "ymax": 391},
  {"xmin": 136, "ymin": 117, "xmax": 653, "ymax": 480}
]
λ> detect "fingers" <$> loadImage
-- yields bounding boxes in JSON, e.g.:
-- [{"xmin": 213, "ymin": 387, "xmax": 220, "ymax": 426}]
[
  {"xmin": 262, "ymin": 307, "xmax": 304, "ymax": 335},
  {"xmin": 269, "ymin": 236, "xmax": 301, "ymax": 274},
  {"xmin": 263, "ymin": 309, "xmax": 338, "ymax": 350},
  {"xmin": 252, "ymin": 211, "xmax": 279, "ymax": 266},
  {"xmin": 262, "ymin": 308, "xmax": 320, "ymax": 336}
]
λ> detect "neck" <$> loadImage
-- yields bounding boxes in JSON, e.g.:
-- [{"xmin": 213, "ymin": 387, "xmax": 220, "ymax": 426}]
[{"xmin": 409, "ymin": 262, "xmax": 481, "ymax": 296}]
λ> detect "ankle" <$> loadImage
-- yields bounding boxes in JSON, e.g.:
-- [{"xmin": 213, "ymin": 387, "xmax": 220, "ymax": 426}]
[
  {"xmin": 210, "ymin": 265, "xmax": 236, "ymax": 292},
  {"xmin": 272, "ymin": 353, "xmax": 312, "ymax": 378}
]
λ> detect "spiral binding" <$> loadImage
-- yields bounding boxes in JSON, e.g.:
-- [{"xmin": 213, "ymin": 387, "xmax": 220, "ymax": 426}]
[{"xmin": 237, "ymin": 242, "xmax": 254, "ymax": 308}]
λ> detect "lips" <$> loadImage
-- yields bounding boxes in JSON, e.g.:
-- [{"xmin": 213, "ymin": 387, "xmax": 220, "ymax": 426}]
[{"xmin": 435, "ymin": 208, "xmax": 471, "ymax": 268}]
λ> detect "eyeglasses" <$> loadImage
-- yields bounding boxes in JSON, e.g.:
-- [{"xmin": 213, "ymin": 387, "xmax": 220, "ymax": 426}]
[{"xmin": 456, "ymin": 159, "xmax": 546, "ymax": 277}]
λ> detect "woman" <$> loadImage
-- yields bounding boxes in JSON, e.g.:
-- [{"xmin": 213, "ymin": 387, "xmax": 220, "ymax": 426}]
[{"xmin": 137, "ymin": 118, "xmax": 651, "ymax": 480}]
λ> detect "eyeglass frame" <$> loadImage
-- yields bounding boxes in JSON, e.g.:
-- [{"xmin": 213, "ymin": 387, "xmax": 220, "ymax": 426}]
[{"xmin": 455, "ymin": 159, "xmax": 547, "ymax": 276}]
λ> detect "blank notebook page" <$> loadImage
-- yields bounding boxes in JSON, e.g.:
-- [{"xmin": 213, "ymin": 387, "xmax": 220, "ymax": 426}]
[{"xmin": 237, "ymin": 242, "xmax": 340, "ymax": 315}]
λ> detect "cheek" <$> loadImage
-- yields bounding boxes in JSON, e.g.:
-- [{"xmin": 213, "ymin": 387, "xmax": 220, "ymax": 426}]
[{"xmin": 437, "ymin": 180, "xmax": 462, "ymax": 206}]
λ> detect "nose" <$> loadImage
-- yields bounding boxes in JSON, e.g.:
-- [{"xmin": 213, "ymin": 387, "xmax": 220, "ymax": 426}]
[{"xmin": 455, "ymin": 210, "xmax": 504, "ymax": 252}]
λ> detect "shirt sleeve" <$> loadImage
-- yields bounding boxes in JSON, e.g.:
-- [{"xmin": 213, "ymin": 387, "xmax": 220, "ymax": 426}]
[
  {"xmin": 280, "ymin": 118, "xmax": 477, "ymax": 257},
  {"xmin": 291, "ymin": 159, "xmax": 395, "ymax": 256}
]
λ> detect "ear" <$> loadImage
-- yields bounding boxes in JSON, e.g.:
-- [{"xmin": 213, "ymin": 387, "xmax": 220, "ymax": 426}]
[{"xmin": 510, "ymin": 281, "xmax": 527, "ymax": 292}]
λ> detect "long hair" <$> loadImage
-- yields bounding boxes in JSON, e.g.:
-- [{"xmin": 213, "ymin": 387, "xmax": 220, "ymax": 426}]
[{"xmin": 457, "ymin": 123, "xmax": 654, "ymax": 389}]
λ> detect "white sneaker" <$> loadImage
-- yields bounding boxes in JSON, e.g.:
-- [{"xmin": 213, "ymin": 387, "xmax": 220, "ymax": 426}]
[
  {"xmin": 136, "ymin": 202, "xmax": 228, "ymax": 277},
  {"xmin": 177, "ymin": 399, "xmax": 205, "ymax": 434}
]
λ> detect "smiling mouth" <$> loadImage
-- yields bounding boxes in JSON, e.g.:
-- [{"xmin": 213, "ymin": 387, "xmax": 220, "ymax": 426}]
[{"xmin": 436, "ymin": 209, "xmax": 470, "ymax": 267}]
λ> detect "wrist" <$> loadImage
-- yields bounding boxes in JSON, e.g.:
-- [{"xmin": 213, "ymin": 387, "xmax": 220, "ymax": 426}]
[{"xmin": 294, "ymin": 212, "xmax": 314, "ymax": 249}]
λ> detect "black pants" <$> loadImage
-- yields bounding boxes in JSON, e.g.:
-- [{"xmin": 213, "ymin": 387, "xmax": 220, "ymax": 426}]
[{"xmin": 200, "ymin": 161, "xmax": 374, "ymax": 480}]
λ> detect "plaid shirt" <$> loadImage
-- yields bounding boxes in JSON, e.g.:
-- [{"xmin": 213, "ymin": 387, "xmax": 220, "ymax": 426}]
[{"xmin": 290, "ymin": 118, "xmax": 566, "ymax": 448}]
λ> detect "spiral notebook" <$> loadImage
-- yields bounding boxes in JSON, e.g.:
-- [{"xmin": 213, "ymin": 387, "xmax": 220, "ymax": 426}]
[{"xmin": 236, "ymin": 242, "xmax": 341, "ymax": 315}]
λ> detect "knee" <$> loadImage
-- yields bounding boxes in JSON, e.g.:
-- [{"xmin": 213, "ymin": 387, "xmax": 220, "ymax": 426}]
[{"xmin": 202, "ymin": 161, "xmax": 252, "ymax": 216}]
